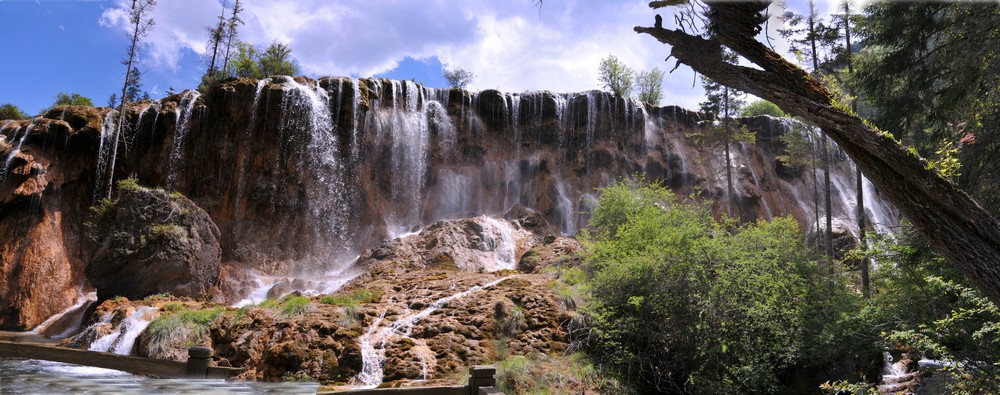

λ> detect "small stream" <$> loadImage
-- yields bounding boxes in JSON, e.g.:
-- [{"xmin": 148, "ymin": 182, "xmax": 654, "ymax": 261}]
[{"xmin": 354, "ymin": 277, "xmax": 510, "ymax": 387}]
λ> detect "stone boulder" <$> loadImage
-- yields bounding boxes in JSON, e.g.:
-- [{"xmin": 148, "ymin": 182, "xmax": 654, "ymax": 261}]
[{"xmin": 86, "ymin": 183, "xmax": 221, "ymax": 300}]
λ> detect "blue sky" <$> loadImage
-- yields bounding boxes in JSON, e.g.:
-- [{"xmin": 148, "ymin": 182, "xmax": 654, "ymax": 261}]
[{"xmin": 0, "ymin": 0, "xmax": 853, "ymax": 116}]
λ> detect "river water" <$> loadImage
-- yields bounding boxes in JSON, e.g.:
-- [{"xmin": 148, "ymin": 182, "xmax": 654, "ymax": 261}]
[{"xmin": 0, "ymin": 358, "xmax": 320, "ymax": 394}]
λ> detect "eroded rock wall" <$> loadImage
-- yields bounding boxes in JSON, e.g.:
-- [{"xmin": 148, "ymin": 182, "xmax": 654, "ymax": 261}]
[{"xmin": 0, "ymin": 76, "xmax": 896, "ymax": 329}]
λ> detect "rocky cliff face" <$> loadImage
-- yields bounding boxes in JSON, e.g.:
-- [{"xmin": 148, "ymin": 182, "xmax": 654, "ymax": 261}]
[{"xmin": 0, "ymin": 76, "xmax": 898, "ymax": 330}]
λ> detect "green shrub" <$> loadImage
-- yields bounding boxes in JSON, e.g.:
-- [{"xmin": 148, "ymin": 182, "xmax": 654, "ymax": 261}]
[
  {"xmin": 0, "ymin": 103, "xmax": 27, "ymax": 120},
  {"xmin": 116, "ymin": 177, "xmax": 142, "ymax": 194},
  {"xmin": 580, "ymin": 178, "xmax": 873, "ymax": 393}
]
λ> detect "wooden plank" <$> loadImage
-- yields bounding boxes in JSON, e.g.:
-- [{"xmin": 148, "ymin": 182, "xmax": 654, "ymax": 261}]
[{"xmin": 0, "ymin": 341, "xmax": 241, "ymax": 379}]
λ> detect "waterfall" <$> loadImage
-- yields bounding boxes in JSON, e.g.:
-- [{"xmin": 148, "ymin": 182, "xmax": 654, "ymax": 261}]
[
  {"xmin": 165, "ymin": 90, "xmax": 201, "ymax": 190},
  {"xmin": 370, "ymin": 80, "xmax": 443, "ymax": 236},
  {"xmin": 354, "ymin": 277, "xmax": 509, "ymax": 387},
  {"xmin": 479, "ymin": 217, "xmax": 517, "ymax": 270},
  {"xmin": 30, "ymin": 290, "xmax": 97, "ymax": 338},
  {"xmin": 1, "ymin": 120, "xmax": 35, "ymax": 182},
  {"xmin": 280, "ymin": 77, "xmax": 352, "ymax": 260},
  {"xmin": 88, "ymin": 306, "xmax": 158, "ymax": 355}
]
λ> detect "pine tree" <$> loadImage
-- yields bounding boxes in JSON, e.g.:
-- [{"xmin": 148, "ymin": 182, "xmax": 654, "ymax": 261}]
[
  {"xmin": 220, "ymin": 0, "xmax": 244, "ymax": 78},
  {"xmin": 698, "ymin": 50, "xmax": 748, "ymax": 219},
  {"xmin": 205, "ymin": 0, "xmax": 227, "ymax": 78},
  {"xmin": 106, "ymin": 0, "xmax": 156, "ymax": 199},
  {"xmin": 779, "ymin": 0, "xmax": 840, "ymax": 268}
]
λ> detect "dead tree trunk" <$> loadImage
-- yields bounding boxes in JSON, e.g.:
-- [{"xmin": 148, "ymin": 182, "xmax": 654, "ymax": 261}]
[{"xmin": 635, "ymin": 2, "xmax": 1000, "ymax": 306}]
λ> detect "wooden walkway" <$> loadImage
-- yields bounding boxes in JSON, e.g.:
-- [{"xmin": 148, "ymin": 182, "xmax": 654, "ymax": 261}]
[
  {"xmin": 0, "ymin": 340, "xmax": 242, "ymax": 379},
  {"xmin": 0, "ymin": 338, "xmax": 504, "ymax": 394}
]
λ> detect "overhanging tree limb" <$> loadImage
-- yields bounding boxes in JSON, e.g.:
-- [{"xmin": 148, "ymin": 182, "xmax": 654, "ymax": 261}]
[{"xmin": 635, "ymin": 2, "xmax": 1000, "ymax": 305}]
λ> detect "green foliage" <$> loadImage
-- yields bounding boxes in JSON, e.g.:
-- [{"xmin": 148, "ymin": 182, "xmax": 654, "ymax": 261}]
[
  {"xmin": 320, "ymin": 288, "xmax": 381, "ymax": 307},
  {"xmin": 0, "ymin": 103, "xmax": 27, "ymax": 120},
  {"xmin": 280, "ymin": 295, "xmax": 310, "ymax": 316},
  {"xmin": 854, "ymin": 2, "xmax": 1000, "ymax": 215},
  {"xmin": 443, "ymin": 67, "xmax": 475, "ymax": 89},
  {"xmin": 493, "ymin": 301, "xmax": 525, "ymax": 338},
  {"xmin": 257, "ymin": 298, "xmax": 279, "ymax": 309},
  {"xmin": 494, "ymin": 353, "xmax": 628, "ymax": 395},
  {"xmin": 580, "ymin": 179, "xmax": 874, "ymax": 393},
  {"xmin": 598, "ymin": 55, "xmax": 634, "ymax": 98},
  {"xmin": 143, "ymin": 292, "xmax": 172, "ymax": 301},
  {"xmin": 52, "ymin": 92, "xmax": 94, "ymax": 108},
  {"xmin": 634, "ymin": 67, "xmax": 664, "ymax": 105},
  {"xmin": 144, "ymin": 307, "xmax": 223, "ymax": 358},
  {"xmin": 739, "ymin": 99, "xmax": 787, "ymax": 118},
  {"xmin": 777, "ymin": 119, "xmax": 819, "ymax": 171},
  {"xmin": 227, "ymin": 40, "xmax": 299, "ymax": 80},
  {"xmin": 116, "ymin": 177, "xmax": 142, "ymax": 194},
  {"xmin": 850, "ymin": 223, "xmax": 1000, "ymax": 392}
]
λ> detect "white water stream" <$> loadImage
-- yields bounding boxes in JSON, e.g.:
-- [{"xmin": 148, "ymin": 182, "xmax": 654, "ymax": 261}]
[
  {"xmin": 354, "ymin": 277, "xmax": 509, "ymax": 387},
  {"xmin": 87, "ymin": 306, "xmax": 158, "ymax": 355}
]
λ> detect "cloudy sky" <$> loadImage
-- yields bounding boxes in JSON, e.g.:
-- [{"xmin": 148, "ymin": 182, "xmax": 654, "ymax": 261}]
[{"xmin": 1, "ymin": 0, "xmax": 857, "ymax": 115}]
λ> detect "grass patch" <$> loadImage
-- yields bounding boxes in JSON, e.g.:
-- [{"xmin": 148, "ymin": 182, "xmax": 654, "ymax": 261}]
[
  {"xmin": 281, "ymin": 295, "xmax": 310, "ymax": 316},
  {"xmin": 495, "ymin": 353, "xmax": 628, "ymax": 395},
  {"xmin": 144, "ymin": 307, "xmax": 223, "ymax": 358},
  {"xmin": 320, "ymin": 288, "xmax": 381, "ymax": 325}
]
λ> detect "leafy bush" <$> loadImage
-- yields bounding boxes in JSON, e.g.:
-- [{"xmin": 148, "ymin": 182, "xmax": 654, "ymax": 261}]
[
  {"xmin": 52, "ymin": 92, "xmax": 94, "ymax": 107},
  {"xmin": 580, "ymin": 178, "xmax": 875, "ymax": 393},
  {"xmin": 739, "ymin": 99, "xmax": 787, "ymax": 117},
  {"xmin": 0, "ymin": 103, "xmax": 27, "ymax": 120},
  {"xmin": 847, "ymin": 223, "xmax": 1000, "ymax": 393}
]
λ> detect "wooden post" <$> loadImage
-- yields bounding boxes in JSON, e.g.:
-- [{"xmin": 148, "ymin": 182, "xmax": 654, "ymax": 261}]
[
  {"xmin": 469, "ymin": 365, "xmax": 497, "ymax": 395},
  {"xmin": 186, "ymin": 346, "xmax": 213, "ymax": 378}
]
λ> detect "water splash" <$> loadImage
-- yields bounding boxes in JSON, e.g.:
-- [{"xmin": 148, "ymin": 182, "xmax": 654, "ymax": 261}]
[{"xmin": 88, "ymin": 306, "xmax": 158, "ymax": 355}]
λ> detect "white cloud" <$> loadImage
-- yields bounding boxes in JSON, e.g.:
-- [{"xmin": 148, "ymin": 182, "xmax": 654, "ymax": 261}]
[
  {"xmin": 101, "ymin": 0, "xmax": 222, "ymax": 72},
  {"xmin": 99, "ymin": 0, "xmax": 710, "ymax": 109}
]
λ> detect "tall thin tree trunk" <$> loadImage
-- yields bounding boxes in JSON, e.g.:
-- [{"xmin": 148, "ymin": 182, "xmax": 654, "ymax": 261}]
[
  {"xmin": 107, "ymin": 0, "xmax": 143, "ymax": 199},
  {"xmin": 843, "ymin": 0, "xmax": 869, "ymax": 297},
  {"xmin": 812, "ymin": 137, "xmax": 821, "ymax": 250},
  {"xmin": 823, "ymin": 135, "xmax": 834, "ymax": 271},
  {"xmin": 724, "ymin": 87, "xmax": 736, "ymax": 219}
]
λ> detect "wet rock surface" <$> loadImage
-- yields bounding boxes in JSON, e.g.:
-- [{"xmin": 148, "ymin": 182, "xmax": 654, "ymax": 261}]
[
  {"xmin": 0, "ymin": 77, "xmax": 898, "ymax": 337},
  {"xmin": 86, "ymin": 186, "xmax": 222, "ymax": 301}
]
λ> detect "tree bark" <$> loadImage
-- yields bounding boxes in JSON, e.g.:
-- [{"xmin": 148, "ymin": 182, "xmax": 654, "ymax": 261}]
[{"xmin": 635, "ymin": 2, "xmax": 1000, "ymax": 306}]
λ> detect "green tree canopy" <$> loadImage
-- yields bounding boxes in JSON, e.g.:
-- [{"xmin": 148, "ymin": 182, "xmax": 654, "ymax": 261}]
[
  {"xmin": 740, "ymin": 99, "xmax": 787, "ymax": 118},
  {"xmin": 633, "ymin": 67, "xmax": 664, "ymax": 105},
  {"xmin": 598, "ymin": 55, "xmax": 634, "ymax": 98},
  {"xmin": 0, "ymin": 103, "xmax": 27, "ymax": 120},
  {"xmin": 53, "ymin": 92, "xmax": 94, "ymax": 107},
  {"xmin": 227, "ymin": 40, "xmax": 299, "ymax": 80},
  {"xmin": 443, "ymin": 67, "xmax": 475, "ymax": 89}
]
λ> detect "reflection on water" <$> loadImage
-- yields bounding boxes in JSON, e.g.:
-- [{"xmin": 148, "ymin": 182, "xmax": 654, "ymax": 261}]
[{"xmin": 0, "ymin": 359, "xmax": 319, "ymax": 394}]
